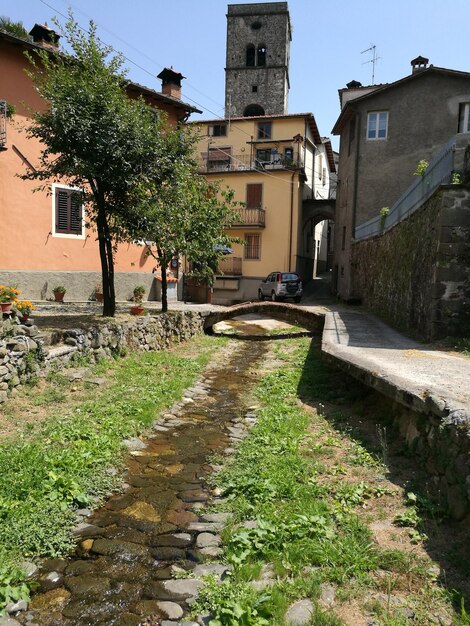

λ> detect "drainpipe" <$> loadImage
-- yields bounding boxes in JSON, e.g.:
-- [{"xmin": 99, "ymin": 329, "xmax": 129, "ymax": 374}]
[{"xmin": 288, "ymin": 170, "xmax": 296, "ymax": 271}]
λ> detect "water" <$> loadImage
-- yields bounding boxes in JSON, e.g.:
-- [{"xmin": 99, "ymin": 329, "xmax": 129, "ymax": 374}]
[{"xmin": 23, "ymin": 326, "xmax": 270, "ymax": 626}]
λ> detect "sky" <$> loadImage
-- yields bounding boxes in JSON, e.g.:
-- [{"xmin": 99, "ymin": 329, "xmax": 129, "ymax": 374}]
[{"xmin": 4, "ymin": 0, "xmax": 470, "ymax": 150}]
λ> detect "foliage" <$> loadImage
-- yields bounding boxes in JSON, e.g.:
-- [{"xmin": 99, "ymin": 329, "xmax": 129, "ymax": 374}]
[
  {"xmin": 0, "ymin": 285, "xmax": 20, "ymax": 303},
  {"xmin": 0, "ymin": 16, "xmax": 31, "ymax": 41},
  {"xmin": 22, "ymin": 13, "xmax": 172, "ymax": 317},
  {"xmin": 413, "ymin": 160, "xmax": 428, "ymax": 176},
  {"xmin": 136, "ymin": 127, "xmax": 240, "ymax": 312},
  {"xmin": 0, "ymin": 559, "xmax": 33, "ymax": 614},
  {"xmin": 52, "ymin": 285, "xmax": 66, "ymax": 295},
  {"xmin": 451, "ymin": 171, "xmax": 462, "ymax": 184},
  {"xmin": 132, "ymin": 285, "xmax": 146, "ymax": 302}
]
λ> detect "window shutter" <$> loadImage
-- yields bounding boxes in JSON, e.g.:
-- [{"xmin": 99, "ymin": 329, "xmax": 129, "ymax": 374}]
[
  {"xmin": 70, "ymin": 191, "xmax": 82, "ymax": 233},
  {"xmin": 458, "ymin": 103, "xmax": 465, "ymax": 133},
  {"xmin": 56, "ymin": 189, "xmax": 70, "ymax": 233},
  {"xmin": 246, "ymin": 183, "xmax": 262, "ymax": 209}
]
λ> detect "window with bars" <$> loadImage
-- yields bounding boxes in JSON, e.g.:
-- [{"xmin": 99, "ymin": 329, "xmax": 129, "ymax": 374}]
[
  {"xmin": 245, "ymin": 234, "xmax": 261, "ymax": 259},
  {"xmin": 54, "ymin": 186, "xmax": 83, "ymax": 236}
]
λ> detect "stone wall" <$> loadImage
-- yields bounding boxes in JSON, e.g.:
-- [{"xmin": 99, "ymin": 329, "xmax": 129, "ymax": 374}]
[
  {"xmin": 352, "ymin": 185, "xmax": 470, "ymax": 339},
  {"xmin": 0, "ymin": 312, "xmax": 205, "ymax": 404}
]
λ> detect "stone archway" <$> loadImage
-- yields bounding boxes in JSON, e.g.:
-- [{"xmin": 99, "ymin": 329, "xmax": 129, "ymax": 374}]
[
  {"xmin": 203, "ymin": 301, "xmax": 325, "ymax": 334},
  {"xmin": 300, "ymin": 200, "xmax": 336, "ymax": 282}
]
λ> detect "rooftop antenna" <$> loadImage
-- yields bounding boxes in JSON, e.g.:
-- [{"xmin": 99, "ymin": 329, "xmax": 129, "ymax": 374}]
[{"xmin": 361, "ymin": 44, "xmax": 381, "ymax": 84}]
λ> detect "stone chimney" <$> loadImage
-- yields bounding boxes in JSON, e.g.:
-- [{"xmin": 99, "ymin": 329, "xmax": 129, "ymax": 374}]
[
  {"xmin": 157, "ymin": 68, "xmax": 185, "ymax": 100},
  {"xmin": 411, "ymin": 56, "xmax": 429, "ymax": 74},
  {"xmin": 28, "ymin": 23, "xmax": 60, "ymax": 50},
  {"xmin": 346, "ymin": 80, "xmax": 362, "ymax": 89}
]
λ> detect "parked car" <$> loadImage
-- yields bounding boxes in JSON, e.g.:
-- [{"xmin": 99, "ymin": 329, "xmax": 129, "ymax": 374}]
[{"xmin": 258, "ymin": 272, "xmax": 303, "ymax": 302}]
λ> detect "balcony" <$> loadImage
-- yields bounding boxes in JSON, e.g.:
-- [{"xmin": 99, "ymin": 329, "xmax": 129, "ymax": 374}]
[
  {"xmin": 198, "ymin": 152, "xmax": 303, "ymax": 174},
  {"xmin": 217, "ymin": 256, "xmax": 242, "ymax": 276},
  {"xmin": 227, "ymin": 207, "xmax": 266, "ymax": 228}
]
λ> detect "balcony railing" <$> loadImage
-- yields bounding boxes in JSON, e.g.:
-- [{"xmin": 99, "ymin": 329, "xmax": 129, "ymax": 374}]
[
  {"xmin": 198, "ymin": 153, "xmax": 303, "ymax": 174},
  {"xmin": 0, "ymin": 101, "xmax": 7, "ymax": 151},
  {"xmin": 217, "ymin": 256, "xmax": 242, "ymax": 276},
  {"xmin": 227, "ymin": 207, "xmax": 266, "ymax": 228}
]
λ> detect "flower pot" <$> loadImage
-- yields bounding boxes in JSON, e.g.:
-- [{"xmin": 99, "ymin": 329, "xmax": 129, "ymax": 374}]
[
  {"xmin": 1, "ymin": 302, "xmax": 12, "ymax": 313},
  {"xmin": 130, "ymin": 305, "xmax": 145, "ymax": 316},
  {"xmin": 20, "ymin": 314, "xmax": 29, "ymax": 323},
  {"xmin": 95, "ymin": 292, "xmax": 104, "ymax": 303},
  {"xmin": 53, "ymin": 292, "xmax": 64, "ymax": 302}
]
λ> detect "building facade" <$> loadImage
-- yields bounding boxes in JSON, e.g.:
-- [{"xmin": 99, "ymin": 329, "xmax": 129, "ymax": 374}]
[
  {"xmin": 0, "ymin": 24, "xmax": 199, "ymax": 301},
  {"xmin": 193, "ymin": 113, "xmax": 335, "ymax": 304},
  {"xmin": 332, "ymin": 57, "xmax": 470, "ymax": 300}
]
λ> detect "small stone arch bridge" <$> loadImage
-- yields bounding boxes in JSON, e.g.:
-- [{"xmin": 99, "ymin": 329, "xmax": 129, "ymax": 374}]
[{"xmin": 203, "ymin": 302, "xmax": 325, "ymax": 334}]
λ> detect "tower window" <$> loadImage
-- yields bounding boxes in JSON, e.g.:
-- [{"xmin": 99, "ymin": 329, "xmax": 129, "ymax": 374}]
[
  {"xmin": 243, "ymin": 104, "xmax": 265, "ymax": 117},
  {"xmin": 252, "ymin": 85, "xmax": 258, "ymax": 93},
  {"xmin": 251, "ymin": 21, "xmax": 262, "ymax": 30},
  {"xmin": 246, "ymin": 44, "xmax": 255, "ymax": 67},
  {"xmin": 257, "ymin": 45, "xmax": 266, "ymax": 66}
]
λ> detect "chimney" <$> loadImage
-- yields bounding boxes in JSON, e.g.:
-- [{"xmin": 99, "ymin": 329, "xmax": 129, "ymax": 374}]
[
  {"xmin": 346, "ymin": 80, "xmax": 362, "ymax": 89},
  {"xmin": 28, "ymin": 23, "xmax": 60, "ymax": 51},
  {"xmin": 411, "ymin": 56, "xmax": 429, "ymax": 74},
  {"xmin": 157, "ymin": 67, "xmax": 185, "ymax": 100}
]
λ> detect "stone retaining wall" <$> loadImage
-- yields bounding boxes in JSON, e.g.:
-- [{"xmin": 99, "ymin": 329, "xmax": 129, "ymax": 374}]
[
  {"xmin": 352, "ymin": 185, "xmax": 470, "ymax": 339},
  {"xmin": 0, "ymin": 312, "xmax": 205, "ymax": 404}
]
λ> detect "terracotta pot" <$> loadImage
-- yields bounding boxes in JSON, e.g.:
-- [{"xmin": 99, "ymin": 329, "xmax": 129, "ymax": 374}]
[
  {"xmin": 20, "ymin": 314, "xmax": 29, "ymax": 323},
  {"xmin": 53, "ymin": 292, "xmax": 64, "ymax": 302},
  {"xmin": 95, "ymin": 292, "xmax": 104, "ymax": 303},
  {"xmin": 130, "ymin": 305, "xmax": 145, "ymax": 316},
  {"xmin": 1, "ymin": 302, "xmax": 12, "ymax": 313}
]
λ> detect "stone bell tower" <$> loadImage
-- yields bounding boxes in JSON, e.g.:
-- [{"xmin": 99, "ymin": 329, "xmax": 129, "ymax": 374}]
[{"xmin": 225, "ymin": 2, "xmax": 291, "ymax": 118}]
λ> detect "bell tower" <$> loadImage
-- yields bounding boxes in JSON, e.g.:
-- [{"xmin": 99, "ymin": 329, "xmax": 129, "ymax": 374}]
[{"xmin": 225, "ymin": 2, "xmax": 291, "ymax": 118}]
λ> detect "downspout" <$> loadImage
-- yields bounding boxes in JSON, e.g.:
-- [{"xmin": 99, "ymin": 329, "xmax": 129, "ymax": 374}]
[
  {"xmin": 288, "ymin": 170, "xmax": 295, "ymax": 271},
  {"xmin": 350, "ymin": 111, "xmax": 361, "ymax": 298}
]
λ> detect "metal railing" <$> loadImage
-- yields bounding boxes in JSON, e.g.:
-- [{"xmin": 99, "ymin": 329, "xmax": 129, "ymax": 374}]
[
  {"xmin": 198, "ymin": 153, "xmax": 303, "ymax": 174},
  {"xmin": 355, "ymin": 136, "xmax": 457, "ymax": 240},
  {"xmin": 217, "ymin": 256, "xmax": 242, "ymax": 276},
  {"xmin": 0, "ymin": 101, "xmax": 7, "ymax": 150},
  {"xmin": 227, "ymin": 207, "xmax": 266, "ymax": 228}
]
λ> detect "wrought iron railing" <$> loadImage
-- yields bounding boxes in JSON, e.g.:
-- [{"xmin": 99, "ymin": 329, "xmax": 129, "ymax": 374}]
[
  {"xmin": 198, "ymin": 153, "xmax": 303, "ymax": 174},
  {"xmin": 355, "ymin": 136, "xmax": 457, "ymax": 240},
  {"xmin": 227, "ymin": 207, "xmax": 266, "ymax": 228},
  {"xmin": 217, "ymin": 256, "xmax": 242, "ymax": 276}
]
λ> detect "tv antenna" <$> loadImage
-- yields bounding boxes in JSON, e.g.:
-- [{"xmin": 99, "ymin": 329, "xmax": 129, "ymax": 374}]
[{"xmin": 361, "ymin": 44, "xmax": 381, "ymax": 84}]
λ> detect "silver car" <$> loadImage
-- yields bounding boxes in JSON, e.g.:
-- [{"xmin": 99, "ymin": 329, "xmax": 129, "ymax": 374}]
[{"xmin": 258, "ymin": 272, "xmax": 303, "ymax": 303}]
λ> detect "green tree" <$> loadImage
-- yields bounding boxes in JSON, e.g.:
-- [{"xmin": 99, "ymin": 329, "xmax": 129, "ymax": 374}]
[
  {"xmin": 140, "ymin": 128, "xmax": 239, "ymax": 312},
  {"xmin": 22, "ymin": 15, "xmax": 170, "ymax": 316}
]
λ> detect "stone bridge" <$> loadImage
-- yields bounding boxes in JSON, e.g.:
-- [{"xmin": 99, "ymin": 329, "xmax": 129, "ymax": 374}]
[{"xmin": 203, "ymin": 302, "xmax": 325, "ymax": 334}]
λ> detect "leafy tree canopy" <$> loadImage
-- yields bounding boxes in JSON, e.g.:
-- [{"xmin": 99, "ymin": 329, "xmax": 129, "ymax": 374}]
[{"xmin": 0, "ymin": 16, "xmax": 32, "ymax": 41}]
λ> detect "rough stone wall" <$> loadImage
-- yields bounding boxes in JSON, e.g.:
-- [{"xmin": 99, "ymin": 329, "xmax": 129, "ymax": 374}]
[
  {"xmin": 351, "ymin": 186, "xmax": 470, "ymax": 339},
  {"xmin": 225, "ymin": 4, "xmax": 290, "ymax": 116},
  {"xmin": 0, "ymin": 312, "xmax": 205, "ymax": 404}
]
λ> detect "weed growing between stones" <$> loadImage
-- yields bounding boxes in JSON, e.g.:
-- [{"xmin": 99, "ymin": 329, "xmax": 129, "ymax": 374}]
[
  {"xmin": 0, "ymin": 335, "xmax": 219, "ymax": 612},
  {"xmin": 195, "ymin": 337, "xmax": 470, "ymax": 626}
]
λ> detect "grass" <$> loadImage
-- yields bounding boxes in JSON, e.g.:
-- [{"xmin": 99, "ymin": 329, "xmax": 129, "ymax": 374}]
[
  {"xmin": 192, "ymin": 336, "xmax": 470, "ymax": 626},
  {"xmin": 0, "ymin": 334, "xmax": 220, "ymax": 611}
]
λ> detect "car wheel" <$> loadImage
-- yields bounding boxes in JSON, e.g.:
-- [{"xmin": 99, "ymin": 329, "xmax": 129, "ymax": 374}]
[
  {"xmin": 294, "ymin": 296, "xmax": 301, "ymax": 303},
  {"xmin": 258, "ymin": 289, "xmax": 264, "ymax": 301},
  {"xmin": 271, "ymin": 291, "xmax": 277, "ymax": 302}
]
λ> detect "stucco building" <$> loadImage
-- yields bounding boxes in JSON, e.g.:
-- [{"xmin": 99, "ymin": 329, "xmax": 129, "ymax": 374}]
[
  {"xmin": 332, "ymin": 57, "xmax": 470, "ymax": 300},
  {"xmin": 0, "ymin": 24, "xmax": 199, "ymax": 302}
]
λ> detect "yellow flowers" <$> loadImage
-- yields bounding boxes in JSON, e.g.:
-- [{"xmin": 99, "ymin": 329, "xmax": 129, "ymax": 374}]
[
  {"xmin": 15, "ymin": 300, "xmax": 35, "ymax": 315},
  {"xmin": 0, "ymin": 285, "xmax": 20, "ymax": 303}
]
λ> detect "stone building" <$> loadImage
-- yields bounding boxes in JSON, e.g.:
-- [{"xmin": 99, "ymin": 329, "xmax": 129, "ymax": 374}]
[{"xmin": 225, "ymin": 2, "xmax": 291, "ymax": 117}]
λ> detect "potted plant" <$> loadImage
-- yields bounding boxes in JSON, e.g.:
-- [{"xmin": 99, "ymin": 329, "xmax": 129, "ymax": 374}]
[
  {"xmin": 52, "ymin": 285, "xmax": 66, "ymax": 302},
  {"xmin": 130, "ymin": 285, "xmax": 145, "ymax": 316},
  {"xmin": 15, "ymin": 300, "xmax": 35, "ymax": 322},
  {"xmin": 0, "ymin": 285, "xmax": 20, "ymax": 313},
  {"xmin": 94, "ymin": 282, "xmax": 104, "ymax": 303}
]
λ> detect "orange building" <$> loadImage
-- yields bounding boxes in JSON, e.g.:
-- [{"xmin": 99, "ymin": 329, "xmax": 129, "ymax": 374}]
[{"xmin": 0, "ymin": 24, "xmax": 200, "ymax": 302}]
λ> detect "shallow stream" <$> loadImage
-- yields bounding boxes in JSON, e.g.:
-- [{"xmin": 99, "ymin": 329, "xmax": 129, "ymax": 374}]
[{"xmin": 21, "ymin": 322, "xmax": 272, "ymax": 626}]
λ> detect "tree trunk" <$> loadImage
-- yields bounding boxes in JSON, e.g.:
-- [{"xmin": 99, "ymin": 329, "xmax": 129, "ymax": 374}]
[
  {"xmin": 159, "ymin": 249, "xmax": 168, "ymax": 313},
  {"xmin": 96, "ymin": 191, "xmax": 116, "ymax": 317}
]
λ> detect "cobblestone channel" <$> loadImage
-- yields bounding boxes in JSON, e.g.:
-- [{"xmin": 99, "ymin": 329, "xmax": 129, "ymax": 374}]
[{"xmin": 18, "ymin": 329, "xmax": 269, "ymax": 626}]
